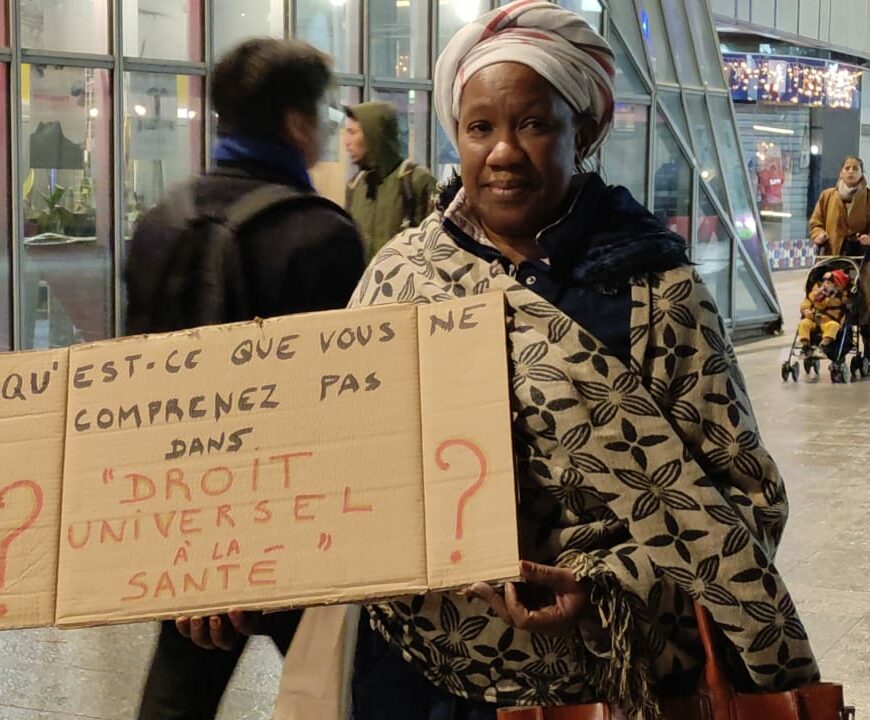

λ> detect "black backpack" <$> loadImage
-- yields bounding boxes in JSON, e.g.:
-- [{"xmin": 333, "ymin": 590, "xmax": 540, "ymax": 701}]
[{"xmin": 127, "ymin": 182, "xmax": 307, "ymax": 334}]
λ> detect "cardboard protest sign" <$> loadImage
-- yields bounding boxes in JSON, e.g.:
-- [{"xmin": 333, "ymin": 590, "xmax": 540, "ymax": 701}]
[
  {"xmin": 0, "ymin": 348, "xmax": 68, "ymax": 629},
  {"xmin": 54, "ymin": 292, "xmax": 517, "ymax": 627}
]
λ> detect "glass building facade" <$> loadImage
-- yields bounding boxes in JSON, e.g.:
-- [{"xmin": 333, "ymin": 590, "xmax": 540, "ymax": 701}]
[{"xmin": 0, "ymin": 0, "xmax": 781, "ymax": 353}]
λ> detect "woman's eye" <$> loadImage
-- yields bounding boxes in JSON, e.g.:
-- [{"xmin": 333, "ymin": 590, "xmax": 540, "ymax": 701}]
[{"xmin": 467, "ymin": 122, "xmax": 490, "ymax": 135}]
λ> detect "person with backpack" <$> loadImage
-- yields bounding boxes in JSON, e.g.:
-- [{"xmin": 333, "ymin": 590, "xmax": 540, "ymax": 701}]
[
  {"xmin": 125, "ymin": 37, "xmax": 365, "ymax": 720},
  {"xmin": 343, "ymin": 101, "xmax": 437, "ymax": 260}
]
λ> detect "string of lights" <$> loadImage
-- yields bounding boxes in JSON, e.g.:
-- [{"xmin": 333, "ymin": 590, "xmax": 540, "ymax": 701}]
[{"xmin": 722, "ymin": 53, "xmax": 861, "ymax": 109}]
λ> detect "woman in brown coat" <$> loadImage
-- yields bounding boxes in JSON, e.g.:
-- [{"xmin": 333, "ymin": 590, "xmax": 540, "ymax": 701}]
[{"xmin": 809, "ymin": 155, "xmax": 870, "ymax": 256}]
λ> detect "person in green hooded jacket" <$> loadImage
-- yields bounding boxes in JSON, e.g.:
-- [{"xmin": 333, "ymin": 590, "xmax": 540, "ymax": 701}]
[{"xmin": 344, "ymin": 101, "xmax": 436, "ymax": 260}]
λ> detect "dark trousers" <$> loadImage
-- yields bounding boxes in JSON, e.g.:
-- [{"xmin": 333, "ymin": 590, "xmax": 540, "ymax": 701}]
[
  {"xmin": 137, "ymin": 610, "xmax": 302, "ymax": 720},
  {"xmin": 351, "ymin": 615, "xmax": 496, "ymax": 720}
]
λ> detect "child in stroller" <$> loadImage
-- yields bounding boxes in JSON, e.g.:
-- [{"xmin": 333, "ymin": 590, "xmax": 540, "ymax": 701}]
[
  {"xmin": 798, "ymin": 269, "xmax": 849, "ymax": 354},
  {"xmin": 782, "ymin": 256, "xmax": 870, "ymax": 383}
]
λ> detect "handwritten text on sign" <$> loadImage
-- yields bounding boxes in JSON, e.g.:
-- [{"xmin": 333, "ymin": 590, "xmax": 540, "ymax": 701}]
[{"xmin": 51, "ymin": 293, "xmax": 517, "ymax": 627}]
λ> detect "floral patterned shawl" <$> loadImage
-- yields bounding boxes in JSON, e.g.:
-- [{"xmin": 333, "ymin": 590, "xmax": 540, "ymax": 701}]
[{"xmin": 348, "ymin": 201, "xmax": 819, "ymax": 717}]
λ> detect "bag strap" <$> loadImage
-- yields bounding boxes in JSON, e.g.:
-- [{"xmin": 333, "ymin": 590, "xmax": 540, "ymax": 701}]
[
  {"xmin": 693, "ymin": 601, "xmax": 737, "ymax": 715},
  {"xmin": 223, "ymin": 183, "xmax": 309, "ymax": 231}
]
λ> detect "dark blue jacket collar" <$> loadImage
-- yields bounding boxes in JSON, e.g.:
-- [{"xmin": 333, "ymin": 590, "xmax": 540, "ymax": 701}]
[{"xmin": 439, "ymin": 172, "xmax": 689, "ymax": 286}]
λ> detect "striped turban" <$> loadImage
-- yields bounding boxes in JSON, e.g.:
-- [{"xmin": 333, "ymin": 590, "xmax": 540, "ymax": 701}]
[{"xmin": 434, "ymin": 0, "xmax": 616, "ymax": 156}]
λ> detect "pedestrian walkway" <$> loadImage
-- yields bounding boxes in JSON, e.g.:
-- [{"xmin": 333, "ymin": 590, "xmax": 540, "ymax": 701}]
[{"xmin": 0, "ymin": 269, "xmax": 867, "ymax": 718}]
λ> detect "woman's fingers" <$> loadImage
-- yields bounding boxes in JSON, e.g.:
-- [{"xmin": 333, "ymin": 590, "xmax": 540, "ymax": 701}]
[
  {"xmin": 519, "ymin": 561, "xmax": 578, "ymax": 593},
  {"xmin": 175, "ymin": 614, "xmax": 238, "ymax": 651},
  {"xmin": 466, "ymin": 582, "xmax": 511, "ymax": 625}
]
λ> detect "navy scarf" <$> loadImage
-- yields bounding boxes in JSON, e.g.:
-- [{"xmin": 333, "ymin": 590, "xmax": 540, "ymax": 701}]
[{"xmin": 212, "ymin": 135, "xmax": 313, "ymax": 191}]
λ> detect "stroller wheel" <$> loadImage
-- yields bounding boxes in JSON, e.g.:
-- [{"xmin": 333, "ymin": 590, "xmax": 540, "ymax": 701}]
[
  {"xmin": 802, "ymin": 357, "xmax": 812, "ymax": 374},
  {"xmin": 790, "ymin": 362, "xmax": 800, "ymax": 382},
  {"xmin": 851, "ymin": 356, "xmax": 862, "ymax": 377},
  {"xmin": 781, "ymin": 361, "xmax": 791, "ymax": 381},
  {"xmin": 863, "ymin": 356, "xmax": 870, "ymax": 378},
  {"xmin": 830, "ymin": 363, "xmax": 846, "ymax": 384}
]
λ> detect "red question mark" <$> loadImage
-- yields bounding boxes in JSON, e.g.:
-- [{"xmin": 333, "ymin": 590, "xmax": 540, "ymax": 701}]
[
  {"xmin": 435, "ymin": 439, "xmax": 487, "ymax": 564},
  {"xmin": 0, "ymin": 480, "xmax": 44, "ymax": 618}
]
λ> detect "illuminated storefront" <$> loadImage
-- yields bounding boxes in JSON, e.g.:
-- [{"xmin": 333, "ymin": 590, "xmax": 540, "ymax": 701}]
[{"xmin": 723, "ymin": 51, "xmax": 863, "ymax": 270}]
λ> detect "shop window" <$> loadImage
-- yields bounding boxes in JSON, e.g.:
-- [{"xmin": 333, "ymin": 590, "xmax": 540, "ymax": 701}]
[
  {"xmin": 735, "ymin": 248, "xmax": 776, "ymax": 322},
  {"xmin": 0, "ymin": 4, "xmax": 7, "ymax": 46},
  {"xmin": 369, "ymin": 0, "xmax": 429, "ymax": 80},
  {"xmin": 555, "ymin": 0, "xmax": 603, "ymax": 32},
  {"xmin": 310, "ymin": 86, "xmax": 361, "ymax": 206},
  {"xmin": 636, "ymin": 1, "xmax": 677, "ymax": 84},
  {"xmin": 660, "ymin": 0, "xmax": 701, "ymax": 88},
  {"xmin": 438, "ymin": 0, "xmax": 486, "ymax": 54},
  {"xmin": 212, "ymin": 0, "xmax": 284, "ymax": 61},
  {"xmin": 610, "ymin": 29, "xmax": 649, "ymax": 97},
  {"xmin": 684, "ymin": 93, "xmax": 727, "ymax": 212},
  {"xmin": 20, "ymin": 64, "xmax": 112, "ymax": 349},
  {"xmin": 683, "ymin": 0, "xmax": 725, "ymax": 90},
  {"xmin": 0, "ymin": 64, "xmax": 9, "ymax": 350},
  {"xmin": 20, "ymin": 0, "xmax": 109, "ymax": 54},
  {"xmin": 122, "ymin": 0, "xmax": 201, "ymax": 62},
  {"xmin": 652, "ymin": 111, "xmax": 691, "ymax": 243},
  {"xmin": 372, "ymin": 88, "xmax": 429, "ymax": 165},
  {"xmin": 297, "ymin": 0, "xmax": 362, "ymax": 74},
  {"xmin": 694, "ymin": 188, "xmax": 732, "ymax": 318},
  {"xmin": 602, "ymin": 102, "xmax": 648, "ymax": 204}
]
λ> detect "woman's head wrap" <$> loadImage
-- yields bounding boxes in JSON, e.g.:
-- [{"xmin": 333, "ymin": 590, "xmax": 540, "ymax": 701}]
[{"xmin": 434, "ymin": 0, "xmax": 616, "ymax": 156}]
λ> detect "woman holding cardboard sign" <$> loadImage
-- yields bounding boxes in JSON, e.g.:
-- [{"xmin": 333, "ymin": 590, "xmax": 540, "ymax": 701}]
[{"xmin": 185, "ymin": 2, "xmax": 820, "ymax": 717}]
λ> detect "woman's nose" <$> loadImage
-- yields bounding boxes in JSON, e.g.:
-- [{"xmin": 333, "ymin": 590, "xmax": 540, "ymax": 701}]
[{"xmin": 486, "ymin": 134, "xmax": 525, "ymax": 167}]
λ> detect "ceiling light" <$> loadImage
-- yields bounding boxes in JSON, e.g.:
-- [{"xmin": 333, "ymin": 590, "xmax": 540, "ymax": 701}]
[{"xmin": 752, "ymin": 124, "xmax": 794, "ymax": 135}]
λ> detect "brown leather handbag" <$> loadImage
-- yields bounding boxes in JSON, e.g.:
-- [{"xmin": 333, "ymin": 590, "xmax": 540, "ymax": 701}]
[{"xmin": 497, "ymin": 603, "xmax": 854, "ymax": 720}]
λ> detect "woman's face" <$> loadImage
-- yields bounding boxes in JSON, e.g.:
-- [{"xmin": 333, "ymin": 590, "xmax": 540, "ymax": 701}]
[
  {"xmin": 457, "ymin": 63, "xmax": 579, "ymax": 244},
  {"xmin": 840, "ymin": 158, "xmax": 863, "ymax": 186}
]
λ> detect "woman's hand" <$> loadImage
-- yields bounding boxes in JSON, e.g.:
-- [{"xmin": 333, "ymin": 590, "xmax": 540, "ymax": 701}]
[
  {"xmin": 465, "ymin": 560, "xmax": 595, "ymax": 636},
  {"xmin": 813, "ymin": 232, "xmax": 828, "ymax": 246},
  {"xmin": 858, "ymin": 233, "xmax": 870, "ymax": 246},
  {"xmin": 175, "ymin": 609, "xmax": 261, "ymax": 651}
]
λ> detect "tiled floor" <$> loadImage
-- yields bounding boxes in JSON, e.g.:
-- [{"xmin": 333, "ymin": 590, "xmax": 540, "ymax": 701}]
[{"xmin": 1, "ymin": 269, "xmax": 868, "ymax": 718}]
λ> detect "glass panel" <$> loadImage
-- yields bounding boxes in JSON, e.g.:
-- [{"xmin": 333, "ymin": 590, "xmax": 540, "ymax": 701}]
[
  {"xmin": 0, "ymin": 64, "xmax": 9, "ymax": 350},
  {"xmin": 21, "ymin": 65, "xmax": 112, "ymax": 349},
  {"xmin": 653, "ymin": 110, "xmax": 691, "ymax": 241},
  {"xmin": 694, "ymin": 188, "xmax": 732, "ymax": 318},
  {"xmin": 121, "ymin": 0, "xmax": 201, "ymax": 61},
  {"xmin": 212, "ymin": 0, "xmax": 284, "ymax": 61},
  {"xmin": 372, "ymin": 89, "xmax": 430, "ymax": 163},
  {"xmin": 20, "ymin": 0, "xmax": 109, "ymax": 53},
  {"xmin": 735, "ymin": 249, "xmax": 776, "ymax": 322},
  {"xmin": 369, "ymin": 0, "xmax": 429, "ymax": 80},
  {"xmin": 707, "ymin": 94, "xmax": 771, "ymax": 276},
  {"xmin": 120, "ymin": 73, "xmax": 203, "ymax": 332},
  {"xmin": 602, "ymin": 102, "xmax": 648, "ymax": 203},
  {"xmin": 607, "ymin": 0, "xmax": 648, "ymax": 76},
  {"xmin": 555, "ymin": 0, "xmax": 603, "ymax": 32},
  {"xmin": 0, "ymin": 4, "xmax": 7, "ymax": 46},
  {"xmin": 439, "ymin": 0, "xmax": 486, "ymax": 54},
  {"xmin": 297, "ymin": 0, "xmax": 362, "ymax": 74},
  {"xmin": 683, "ymin": 0, "xmax": 725, "ymax": 89},
  {"xmin": 660, "ymin": 0, "xmax": 701, "ymax": 88},
  {"xmin": 636, "ymin": 0, "xmax": 676, "ymax": 83},
  {"xmin": 123, "ymin": 74, "xmax": 203, "ymax": 235},
  {"xmin": 684, "ymin": 93, "xmax": 726, "ymax": 210},
  {"xmin": 658, "ymin": 90, "xmax": 690, "ymax": 149},
  {"xmin": 611, "ymin": 29, "xmax": 648, "ymax": 97},
  {"xmin": 435, "ymin": 121, "xmax": 459, "ymax": 183},
  {"xmin": 311, "ymin": 86, "xmax": 361, "ymax": 206}
]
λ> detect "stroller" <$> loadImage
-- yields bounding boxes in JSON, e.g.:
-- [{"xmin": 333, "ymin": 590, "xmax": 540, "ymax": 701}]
[{"xmin": 781, "ymin": 254, "xmax": 870, "ymax": 383}]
